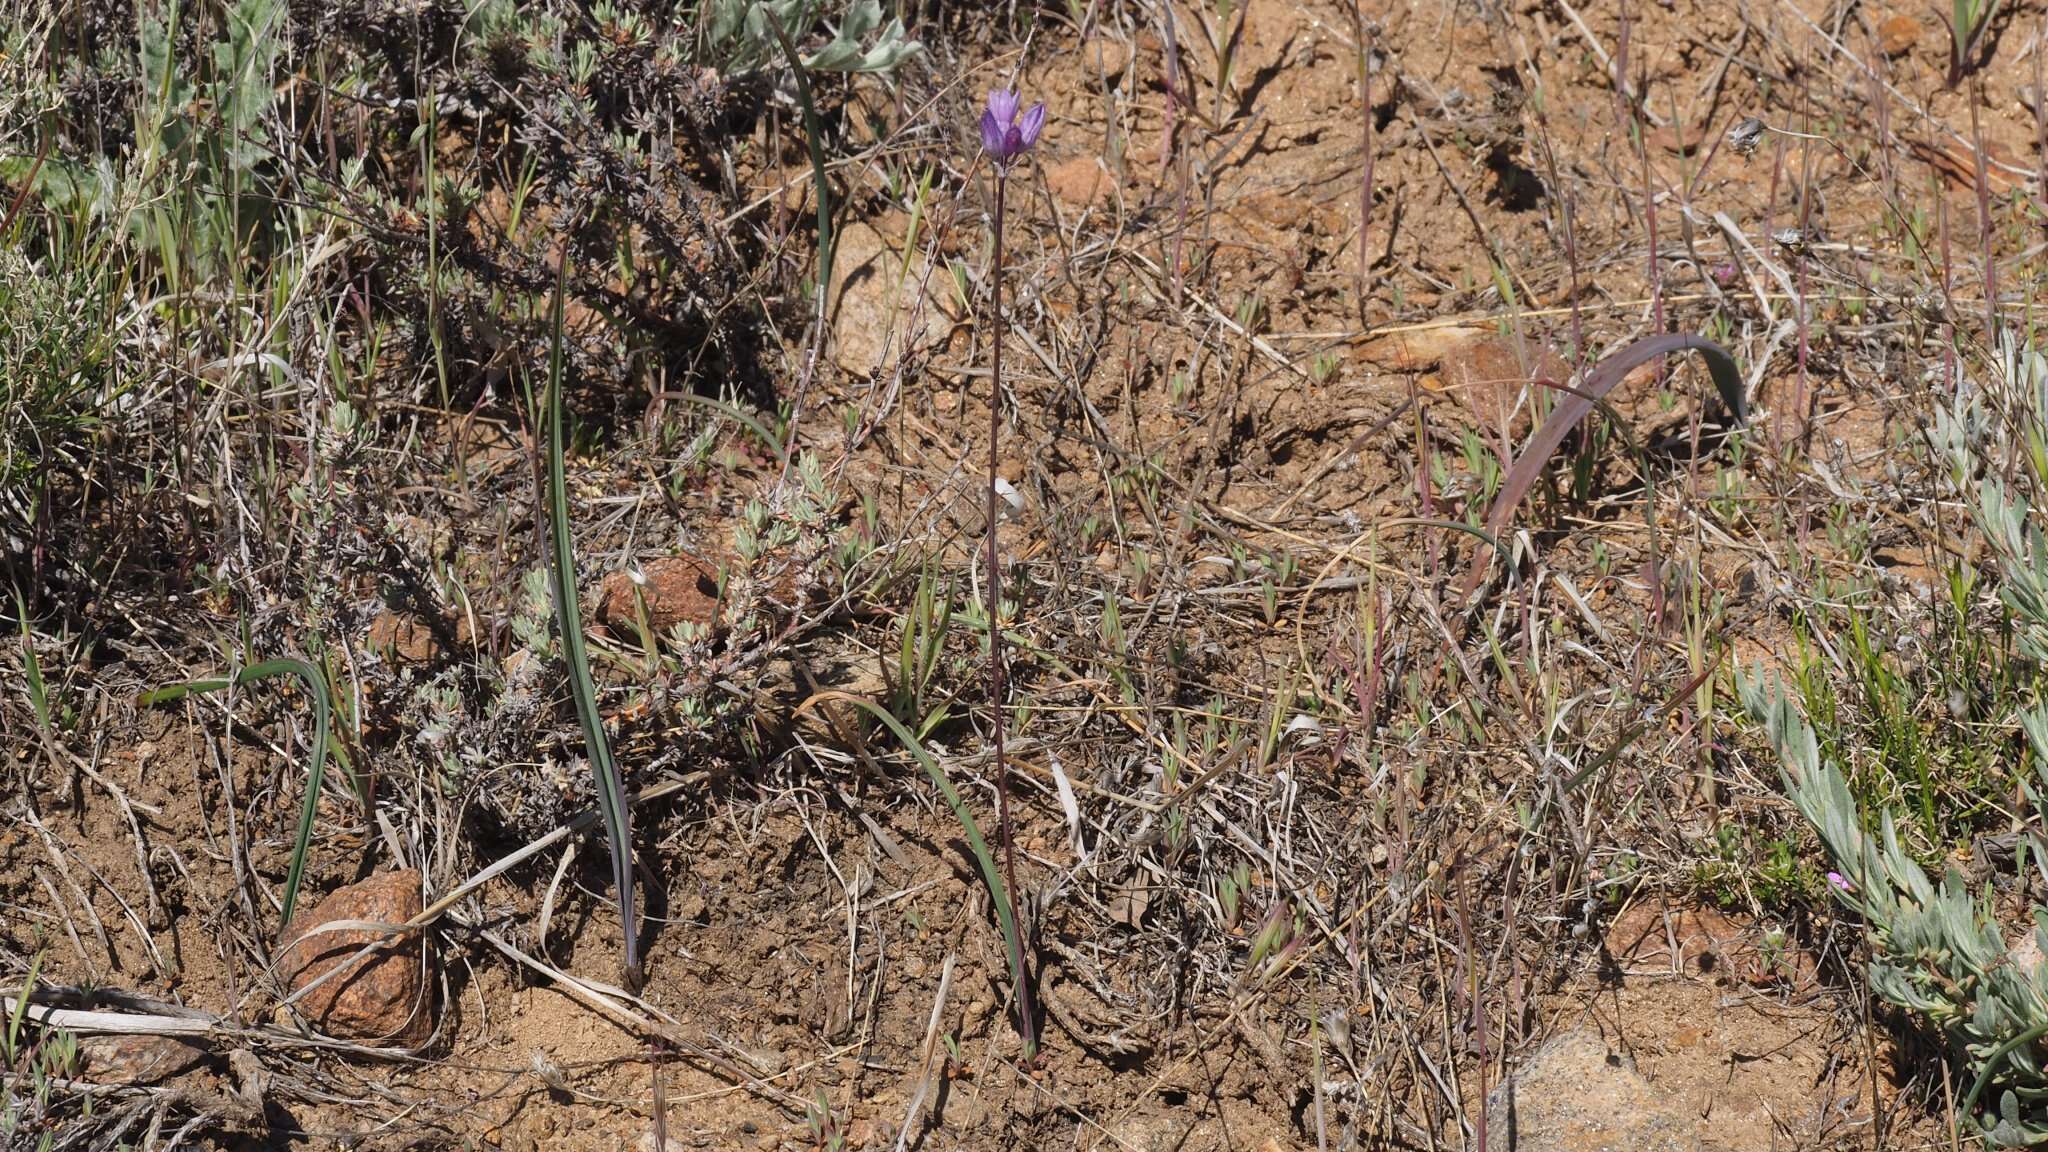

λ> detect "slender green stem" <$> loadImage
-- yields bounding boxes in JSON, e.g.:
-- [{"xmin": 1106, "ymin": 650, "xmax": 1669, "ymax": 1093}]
[
  {"xmin": 1964, "ymin": 1021, "xmax": 2048, "ymax": 1128},
  {"xmin": 796, "ymin": 691, "xmax": 1023, "ymax": 1023}
]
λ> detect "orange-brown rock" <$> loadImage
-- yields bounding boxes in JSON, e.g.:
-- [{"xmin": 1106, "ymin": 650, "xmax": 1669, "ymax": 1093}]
[
  {"xmin": 1484, "ymin": 1030, "xmax": 1692, "ymax": 1152},
  {"xmin": 1878, "ymin": 13, "xmax": 1920, "ymax": 57},
  {"xmin": 368, "ymin": 610, "xmax": 442, "ymax": 666},
  {"xmin": 1603, "ymin": 900, "xmax": 1819, "ymax": 991},
  {"xmin": 79, "ymin": 1034, "xmax": 210, "ymax": 1084},
  {"xmin": 1047, "ymin": 155, "xmax": 1113, "ymax": 208},
  {"xmin": 597, "ymin": 553, "xmax": 724, "ymax": 640},
  {"xmin": 278, "ymin": 869, "xmax": 430, "ymax": 1044},
  {"xmin": 829, "ymin": 220, "xmax": 953, "ymax": 378},
  {"xmin": 1085, "ymin": 37, "xmax": 1131, "ymax": 82},
  {"xmin": 1441, "ymin": 334, "xmax": 1572, "ymax": 440}
]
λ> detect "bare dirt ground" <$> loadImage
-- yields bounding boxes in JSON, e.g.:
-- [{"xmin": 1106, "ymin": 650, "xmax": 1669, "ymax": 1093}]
[{"xmin": 8, "ymin": 0, "xmax": 2042, "ymax": 1147}]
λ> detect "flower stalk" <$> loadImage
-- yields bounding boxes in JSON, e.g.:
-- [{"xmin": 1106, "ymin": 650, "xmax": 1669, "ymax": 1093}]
[{"xmin": 980, "ymin": 87, "xmax": 1043, "ymax": 1058}]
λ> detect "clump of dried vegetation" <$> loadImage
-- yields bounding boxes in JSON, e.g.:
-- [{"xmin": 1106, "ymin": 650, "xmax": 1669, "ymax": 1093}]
[{"xmin": 12, "ymin": 0, "xmax": 2048, "ymax": 1147}]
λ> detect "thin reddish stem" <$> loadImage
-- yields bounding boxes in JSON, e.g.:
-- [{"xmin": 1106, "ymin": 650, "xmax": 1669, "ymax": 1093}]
[
  {"xmin": 1356, "ymin": 6, "xmax": 1375, "ymax": 325},
  {"xmin": 987, "ymin": 173, "xmax": 1036, "ymax": 1059},
  {"xmin": 1970, "ymin": 80, "xmax": 1998, "ymax": 345},
  {"xmin": 1796, "ymin": 68, "xmax": 1814, "ymax": 450}
]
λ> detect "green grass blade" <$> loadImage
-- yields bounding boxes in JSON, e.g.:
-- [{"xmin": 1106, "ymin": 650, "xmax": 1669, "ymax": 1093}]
[
  {"xmin": 672, "ymin": 392, "xmax": 789, "ymax": 468},
  {"xmin": 14, "ymin": 588, "xmax": 49, "ymax": 732},
  {"xmin": 140, "ymin": 656, "xmax": 330, "ymax": 930},
  {"xmin": 542, "ymin": 253, "xmax": 641, "ymax": 989},
  {"xmin": 4, "ymin": 950, "xmax": 41, "ymax": 1069},
  {"xmin": 795, "ymin": 690, "xmax": 1028, "ymax": 1036}
]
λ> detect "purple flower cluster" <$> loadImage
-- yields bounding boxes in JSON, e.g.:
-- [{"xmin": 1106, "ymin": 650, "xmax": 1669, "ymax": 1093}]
[{"xmin": 980, "ymin": 89, "xmax": 1045, "ymax": 168}]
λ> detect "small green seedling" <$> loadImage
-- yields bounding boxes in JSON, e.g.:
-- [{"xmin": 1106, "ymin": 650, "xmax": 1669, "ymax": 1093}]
[{"xmin": 1940, "ymin": 0, "xmax": 1999, "ymax": 89}]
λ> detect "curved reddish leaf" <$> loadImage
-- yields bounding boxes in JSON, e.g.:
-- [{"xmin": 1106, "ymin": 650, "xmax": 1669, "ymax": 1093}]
[{"xmin": 1460, "ymin": 333, "xmax": 1746, "ymax": 601}]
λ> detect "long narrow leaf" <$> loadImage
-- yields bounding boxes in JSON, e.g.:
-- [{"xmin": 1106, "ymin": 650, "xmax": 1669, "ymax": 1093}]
[
  {"xmin": 1461, "ymin": 333, "xmax": 1744, "ymax": 599},
  {"xmin": 5, "ymin": 951, "xmax": 43, "ymax": 1069},
  {"xmin": 795, "ymin": 691, "xmax": 1028, "ymax": 1033},
  {"xmin": 672, "ymin": 393, "xmax": 789, "ymax": 468},
  {"xmin": 140, "ymin": 656, "xmax": 331, "ymax": 929},
  {"xmin": 543, "ymin": 254, "xmax": 641, "ymax": 989},
  {"xmin": 15, "ymin": 588, "xmax": 49, "ymax": 732}
]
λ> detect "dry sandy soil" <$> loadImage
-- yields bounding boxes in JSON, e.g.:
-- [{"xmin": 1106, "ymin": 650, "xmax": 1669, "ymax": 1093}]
[{"xmin": 7, "ymin": 0, "xmax": 2037, "ymax": 1147}]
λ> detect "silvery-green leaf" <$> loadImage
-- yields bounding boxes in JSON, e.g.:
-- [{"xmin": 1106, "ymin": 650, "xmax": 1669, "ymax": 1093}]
[
  {"xmin": 1870, "ymin": 963, "xmax": 1953, "ymax": 1014},
  {"xmin": 804, "ymin": 1, "xmax": 921, "ymax": 72}
]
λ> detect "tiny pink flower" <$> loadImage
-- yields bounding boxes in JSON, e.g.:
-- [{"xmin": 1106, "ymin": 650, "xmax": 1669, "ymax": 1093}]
[
  {"xmin": 1827, "ymin": 871, "xmax": 1853, "ymax": 893},
  {"xmin": 979, "ymin": 89, "xmax": 1045, "ymax": 168},
  {"xmin": 1712, "ymin": 262, "xmax": 1738, "ymax": 287}
]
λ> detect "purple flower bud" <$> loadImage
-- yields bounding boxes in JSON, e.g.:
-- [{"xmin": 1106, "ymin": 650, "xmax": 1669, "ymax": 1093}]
[
  {"xmin": 1712, "ymin": 262, "xmax": 1738, "ymax": 287},
  {"xmin": 1827, "ymin": 871, "xmax": 1853, "ymax": 893},
  {"xmin": 981, "ymin": 89, "xmax": 1046, "ymax": 168}
]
